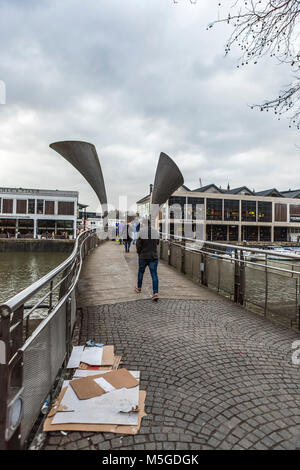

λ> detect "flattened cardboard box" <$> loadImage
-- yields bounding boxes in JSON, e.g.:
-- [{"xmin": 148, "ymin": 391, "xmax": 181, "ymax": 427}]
[
  {"xmin": 79, "ymin": 355, "xmax": 121, "ymax": 371},
  {"xmin": 70, "ymin": 368, "xmax": 139, "ymax": 400},
  {"xmin": 43, "ymin": 387, "xmax": 146, "ymax": 435},
  {"xmin": 67, "ymin": 345, "xmax": 115, "ymax": 368}
]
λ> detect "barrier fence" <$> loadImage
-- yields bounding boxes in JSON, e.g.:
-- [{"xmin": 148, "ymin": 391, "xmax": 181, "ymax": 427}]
[
  {"xmin": 159, "ymin": 234, "xmax": 300, "ymax": 330},
  {"xmin": 0, "ymin": 229, "xmax": 100, "ymax": 450}
]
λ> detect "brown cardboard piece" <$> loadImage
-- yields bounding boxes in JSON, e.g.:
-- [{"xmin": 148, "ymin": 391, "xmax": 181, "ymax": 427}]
[
  {"xmin": 92, "ymin": 369, "xmax": 139, "ymax": 389},
  {"xmin": 69, "ymin": 368, "xmax": 139, "ymax": 400},
  {"xmin": 101, "ymin": 345, "xmax": 114, "ymax": 366},
  {"xmin": 69, "ymin": 377, "xmax": 106, "ymax": 400},
  {"xmin": 79, "ymin": 355, "xmax": 121, "ymax": 370},
  {"xmin": 43, "ymin": 387, "xmax": 147, "ymax": 435}
]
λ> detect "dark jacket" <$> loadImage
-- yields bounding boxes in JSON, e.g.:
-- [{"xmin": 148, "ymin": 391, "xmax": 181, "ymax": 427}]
[
  {"xmin": 121, "ymin": 224, "xmax": 132, "ymax": 242},
  {"xmin": 136, "ymin": 225, "xmax": 159, "ymax": 260}
]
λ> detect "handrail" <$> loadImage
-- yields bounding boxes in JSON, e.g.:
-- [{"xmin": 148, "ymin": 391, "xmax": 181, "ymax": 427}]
[
  {"xmin": 0, "ymin": 229, "xmax": 94, "ymax": 314},
  {"xmin": 159, "ymin": 232, "xmax": 300, "ymax": 261},
  {"xmin": 167, "ymin": 238, "xmax": 300, "ymax": 277}
]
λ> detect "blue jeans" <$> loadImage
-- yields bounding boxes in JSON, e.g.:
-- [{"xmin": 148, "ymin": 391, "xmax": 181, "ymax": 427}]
[
  {"xmin": 124, "ymin": 241, "xmax": 131, "ymax": 252},
  {"xmin": 137, "ymin": 258, "xmax": 158, "ymax": 294}
]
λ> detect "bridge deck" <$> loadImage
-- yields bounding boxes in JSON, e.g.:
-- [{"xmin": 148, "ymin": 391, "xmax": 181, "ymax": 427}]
[{"xmin": 42, "ymin": 241, "xmax": 300, "ymax": 450}]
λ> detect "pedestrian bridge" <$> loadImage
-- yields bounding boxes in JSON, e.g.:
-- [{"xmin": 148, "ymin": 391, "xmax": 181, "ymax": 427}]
[{"xmin": 40, "ymin": 240, "xmax": 300, "ymax": 451}]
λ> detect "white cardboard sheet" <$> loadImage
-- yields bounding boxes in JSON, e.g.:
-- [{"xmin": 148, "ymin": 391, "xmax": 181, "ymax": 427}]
[
  {"xmin": 52, "ymin": 382, "xmax": 139, "ymax": 425},
  {"xmin": 66, "ymin": 346, "xmax": 104, "ymax": 369},
  {"xmin": 73, "ymin": 370, "xmax": 140, "ymax": 380},
  {"xmin": 80, "ymin": 346, "xmax": 103, "ymax": 366},
  {"xmin": 66, "ymin": 346, "xmax": 84, "ymax": 369}
]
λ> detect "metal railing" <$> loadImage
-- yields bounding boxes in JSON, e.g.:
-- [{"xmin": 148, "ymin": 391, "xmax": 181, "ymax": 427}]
[
  {"xmin": 0, "ymin": 229, "xmax": 101, "ymax": 450},
  {"xmin": 159, "ymin": 233, "xmax": 300, "ymax": 331}
]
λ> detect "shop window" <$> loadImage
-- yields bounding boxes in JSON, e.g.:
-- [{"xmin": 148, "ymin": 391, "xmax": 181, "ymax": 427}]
[
  {"xmin": 206, "ymin": 199, "xmax": 222, "ymax": 221},
  {"xmin": 258, "ymin": 201, "xmax": 272, "ymax": 222},
  {"xmin": 37, "ymin": 199, "xmax": 44, "ymax": 215},
  {"xmin": 224, "ymin": 200, "xmax": 239, "ymax": 221},
  {"xmin": 168, "ymin": 196, "xmax": 185, "ymax": 219},
  {"xmin": 242, "ymin": 201, "xmax": 256, "ymax": 222},
  {"xmin": 187, "ymin": 197, "xmax": 204, "ymax": 220},
  {"xmin": 28, "ymin": 199, "xmax": 36, "ymax": 214}
]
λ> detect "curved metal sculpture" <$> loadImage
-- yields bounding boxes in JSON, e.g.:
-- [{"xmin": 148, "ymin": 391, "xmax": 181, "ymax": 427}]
[
  {"xmin": 49, "ymin": 140, "xmax": 108, "ymax": 229},
  {"xmin": 151, "ymin": 152, "xmax": 184, "ymax": 206},
  {"xmin": 150, "ymin": 152, "xmax": 184, "ymax": 227}
]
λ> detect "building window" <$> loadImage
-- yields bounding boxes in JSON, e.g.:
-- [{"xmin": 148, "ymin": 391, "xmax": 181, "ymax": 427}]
[
  {"xmin": 289, "ymin": 204, "xmax": 300, "ymax": 222},
  {"xmin": 28, "ymin": 199, "xmax": 36, "ymax": 214},
  {"xmin": 258, "ymin": 201, "xmax": 272, "ymax": 222},
  {"xmin": 224, "ymin": 200, "xmax": 239, "ymax": 221},
  {"xmin": 45, "ymin": 200, "xmax": 55, "ymax": 215},
  {"xmin": 274, "ymin": 227, "xmax": 287, "ymax": 242},
  {"xmin": 168, "ymin": 196, "xmax": 185, "ymax": 219},
  {"xmin": 229, "ymin": 226, "xmax": 238, "ymax": 241},
  {"xmin": 58, "ymin": 201, "xmax": 75, "ymax": 216},
  {"xmin": 211, "ymin": 224, "xmax": 227, "ymax": 240},
  {"xmin": 2, "ymin": 199, "xmax": 13, "ymax": 213},
  {"xmin": 37, "ymin": 219, "xmax": 56, "ymax": 235},
  {"xmin": 259, "ymin": 226, "xmax": 271, "ymax": 241},
  {"xmin": 187, "ymin": 197, "xmax": 204, "ymax": 220},
  {"xmin": 241, "ymin": 200, "xmax": 256, "ymax": 222},
  {"xmin": 16, "ymin": 199, "xmax": 27, "ymax": 214},
  {"xmin": 275, "ymin": 203, "xmax": 287, "ymax": 222},
  {"xmin": 243, "ymin": 226, "xmax": 258, "ymax": 241},
  {"xmin": 37, "ymin": 199, "xmax": 44, "ymax": 214},
  {"xmin": 206, "ymin": 199, "xmax": 222, "ymax": 220}
]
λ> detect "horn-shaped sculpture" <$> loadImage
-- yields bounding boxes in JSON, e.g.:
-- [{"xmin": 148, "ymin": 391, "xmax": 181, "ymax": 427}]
[
  {"xmin": 150, "ymin": 152, "xmax": 184, "ymax": 225},
  {"xmin": 151, "ymin": 152, "xmax": 184, "ymax": 206},
  {"xmin": 49, "ymin": 140, "xmax": 108, "ymax": 231}
]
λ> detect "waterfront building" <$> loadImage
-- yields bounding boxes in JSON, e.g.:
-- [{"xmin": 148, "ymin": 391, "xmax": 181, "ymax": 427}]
[
  {"xmin": 0, "ymin": 187, "xmax": 78, "ymax": 239},
  {"xmin": 137, "ymin": 184, "xmax": 300, "ymax": 244}
]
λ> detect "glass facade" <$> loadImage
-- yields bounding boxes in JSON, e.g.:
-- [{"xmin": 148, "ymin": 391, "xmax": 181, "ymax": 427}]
[
  {"xmin": 242, "ymin": 226, "xmax": 258, "ymax": 241},
  {"xmin": 169, "ymin": 196, "xmax": 185, "ymax": 219},
  {"xmin": 224, "ymin": 200, "xmax": 239, "ymax": 221},
  {"xmin": 241, "ymin": 201, "xmax": 256, "ymax": 222},
  {"xmin": 37, "ymin": 199, "xmax": 44, "ymax": 214},
  {"xmin": 259, "ymin": 226, "xmax": 271, "ymax": 241},
  {"xmin": 258, "ymin": 201, "xmax": 272, "ymax": 222},
  {"xmin": 187, "ymin": 197, "xmax": 204, "ymax": 220},
  {"xmin": 28, "ymin": 199, "xmax": 35, "ymax": 214},
  {"xmin": 229, "ymin": 225, "xmax": 238, "ymax": 241},
  {"xmin": 206, "ymin": 199, "xmax": 222, "ymax": 220}
]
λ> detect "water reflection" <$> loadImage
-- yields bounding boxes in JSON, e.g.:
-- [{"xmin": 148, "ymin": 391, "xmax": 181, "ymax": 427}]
[{"xmin": 0, "ymin": 251, "xmax": 68, "ymax": 308}]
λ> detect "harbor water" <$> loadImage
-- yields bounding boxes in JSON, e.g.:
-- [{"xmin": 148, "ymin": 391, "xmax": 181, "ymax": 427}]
[{"xmin": 0, "ymin": 251, "xmax": 69, "ymax": 318}]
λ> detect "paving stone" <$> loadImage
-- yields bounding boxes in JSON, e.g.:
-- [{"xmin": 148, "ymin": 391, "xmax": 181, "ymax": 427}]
[{"xmin": 42, "ymin": 293, "xmax": 300, "ymax": 451}]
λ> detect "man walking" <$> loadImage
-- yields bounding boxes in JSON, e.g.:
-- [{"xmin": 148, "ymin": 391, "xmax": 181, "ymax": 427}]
[{"xmin": 135, "ymin": 218, "xmax": 159, "ymax": 301}]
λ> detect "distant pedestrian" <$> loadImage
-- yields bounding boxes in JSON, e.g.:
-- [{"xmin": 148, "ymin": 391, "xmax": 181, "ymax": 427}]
[
  {"xmin": 121, "ymin": 221, "xmax": 132, "ymax": 253},
  {"xmin": 119, "ymin": 220, "xmax": 125, "ymax": 245},
  {"xmin": 135, "ymin": 218, "xmax": 159, "ymax": 301}
]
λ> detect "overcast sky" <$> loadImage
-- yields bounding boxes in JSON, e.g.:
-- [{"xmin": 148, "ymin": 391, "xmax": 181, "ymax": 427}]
[{"xmin": 0, "ymin": 0, "xmax": 299, "ymax": 212}]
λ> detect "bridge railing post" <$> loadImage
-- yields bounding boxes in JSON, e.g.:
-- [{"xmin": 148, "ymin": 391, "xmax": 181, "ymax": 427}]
[{"xmin": 0, "ymin": 305, "xmax": 24, "ymax": 450}]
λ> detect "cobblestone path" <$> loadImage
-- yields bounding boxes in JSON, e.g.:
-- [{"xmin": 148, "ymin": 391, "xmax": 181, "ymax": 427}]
[{"xmin": 43, "ymin": 297, "xmax": 300, "ymax": 450}]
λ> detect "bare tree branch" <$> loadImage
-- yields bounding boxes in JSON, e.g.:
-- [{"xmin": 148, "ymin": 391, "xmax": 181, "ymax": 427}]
[{"xmin": 209, "ymin": 0, "xmax": 300, "ymax": 128}]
